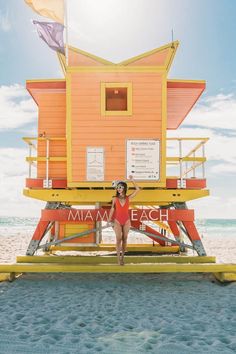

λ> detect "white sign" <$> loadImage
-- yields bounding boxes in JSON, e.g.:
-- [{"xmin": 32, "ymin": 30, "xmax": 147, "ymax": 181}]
[
  {"xmin": 87, "ymin": 147, "xmax": 104, "ymax": 181},
  {"xmin": 126, "ymin": 140, "xmax": 160, "ymax": 180}
]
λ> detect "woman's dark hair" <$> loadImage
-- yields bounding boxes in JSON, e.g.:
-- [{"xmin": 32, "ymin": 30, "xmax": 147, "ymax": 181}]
[{"xmin": 116, "ymin": 181, "xmax": 127, "ymax": 196}]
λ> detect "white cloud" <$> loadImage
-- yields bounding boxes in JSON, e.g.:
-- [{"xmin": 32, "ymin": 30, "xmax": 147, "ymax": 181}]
[
  {"xmin": 0, "ymin": 10, "xmax": 11, "ymax": 32},
  {"xmin": 0, "ymin": 84, "xmax": 37, "ymax": 130},
  {"xmin": 189, "ymin": 196, "xmax": 236, "ymax": 219},
  {"xmin": 0, "ymin": 147, "xmax": 43, "ymax": 217},
  {"xmin": 184, "ymin": 93, "xmax": 236, "ymax": 131},
  {"xmin": 210, "ymin": 163, "xmax": 236, "ymax": 174},
  {"xmin": 167, "ymin": 93, "xmax": 236, "ymax": 176}
]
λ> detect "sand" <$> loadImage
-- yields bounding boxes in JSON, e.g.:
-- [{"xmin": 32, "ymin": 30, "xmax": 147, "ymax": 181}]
[
  {"xmin": 0, "ymin": 223, "xmax": 236, "ymax": 353},
  {"xmin": 0, "ymin": 225, "xmax": 236, "ymax": 264}
]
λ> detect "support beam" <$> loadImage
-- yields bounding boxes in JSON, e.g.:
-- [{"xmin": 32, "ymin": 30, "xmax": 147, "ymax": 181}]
[
  {"xmin": 16, "ymin": 255, "xmax": 216, "ymax": 264},
  {"xmin": 0, "ymin": 263, "xmax": 236, "ymax": 274}
]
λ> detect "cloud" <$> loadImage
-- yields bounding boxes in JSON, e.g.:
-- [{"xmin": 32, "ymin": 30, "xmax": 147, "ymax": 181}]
[
  {"xmin": 184, "ymin": 93, "xmax": 236, "ymax": 131},
  {"xmin": 188, "ymin": 194, "xmax": 236, "ymax": 219},
  {"xmin": 167, "ymin": 93, "xmax": 236, "ymax": 176},
  {"xmin": 0, "ymin": 9, "xmax": 11, "ymax": 32},
  {"xmin": 0, "ymin": 84, "xmax": 37, "ymax": 130},
  {"xmin": 0, "ymin": 147, "xmax": 43, "ymax": 216},
  {"xmin": 0, "ymin": 148, "xmax": 27, "ymax": 177}
]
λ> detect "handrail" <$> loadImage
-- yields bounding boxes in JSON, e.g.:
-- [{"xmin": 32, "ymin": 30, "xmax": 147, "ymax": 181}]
[
  {"xmin": 23, "ymin": 136, "xmax": 208, "ymax": 187},
  {"xmin": 23, "ymin": 136, "xmax": 66, "ymax": 185},
  {"xmin": 166, "ymin": 137, "xmax": 208, "ymax": 182}
]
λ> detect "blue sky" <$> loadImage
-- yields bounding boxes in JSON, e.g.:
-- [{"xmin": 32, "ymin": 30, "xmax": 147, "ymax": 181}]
[{"xmin": 0, "ymin": 0, "xmax": 236, "ymax": 217}]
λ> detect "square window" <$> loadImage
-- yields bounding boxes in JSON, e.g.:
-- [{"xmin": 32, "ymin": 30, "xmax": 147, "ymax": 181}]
[
  {"xmin": 106, "ymin": 87, "xmax": 127, "ymax": 111},
  {"xmin": 101, "ymin": 83, "xmax": 132, "ymax": 116}
]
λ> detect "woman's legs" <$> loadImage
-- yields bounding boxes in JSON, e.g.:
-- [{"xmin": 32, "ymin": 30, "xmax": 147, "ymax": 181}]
[
  {"xmin": 113, "ymin": 221, "xmax": 123, "ymax": 265},
  {"xmin": 120, "ymin": 220, "xmax": 131, "ymax": 265}
]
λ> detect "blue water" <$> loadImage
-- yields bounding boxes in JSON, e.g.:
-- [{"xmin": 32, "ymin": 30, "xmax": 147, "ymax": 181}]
[{"xmin": 0, "ymin": 216, "xmax": 235, "ymax": 237}]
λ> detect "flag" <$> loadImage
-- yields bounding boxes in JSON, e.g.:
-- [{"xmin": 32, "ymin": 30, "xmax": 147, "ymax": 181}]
[
  {"xmin": 33, "ymin": 20, "xmax": 65, "ymax": 54},
  {"xmin": 25, "ymin": 0, "xmax": 64, "ymax": 24}
]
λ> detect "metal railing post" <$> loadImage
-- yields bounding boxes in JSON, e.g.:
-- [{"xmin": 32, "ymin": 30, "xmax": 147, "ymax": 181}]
[
  {"xmin": 179, "ymin": 139, "xmax": 183, "ymax": 183},
  {"xmin": 193, "ymin": 151, "xmax": 196, "ymax": 178},
  {"xmin": 29, "ymin": 144, "xmax": 32, "ymax": 178},
  {"xmin": 202, "ymin": 143, "xmax": 205, "ymax": 178},
  {"xmin": 46, "ymin": 138, "xmax": 49, "ymax": 186}
]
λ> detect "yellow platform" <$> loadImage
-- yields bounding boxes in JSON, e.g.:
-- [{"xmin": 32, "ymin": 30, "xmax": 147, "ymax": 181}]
[
  {"xmin": 17, "ymin": 255, "xmax": 216, "ymax": 264},
  {"xmin": 1, "ymin": 255, "xmax": 235, "ymax": 283},
  {"xmin": 0, "ymin": 263, "xmax": 236, "ymax": 274},
  {"xmin": 50, "ymin": 244, "xmax": 180, "ymax": 253}
]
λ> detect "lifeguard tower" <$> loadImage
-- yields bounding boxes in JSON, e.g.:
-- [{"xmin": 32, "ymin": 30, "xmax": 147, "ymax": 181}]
[
  {"xmin": 1, "ymin": 40, "xmax": 236, "ymax": 282},
  {"xmin": 22, "ymin": 41, "xmax": 210, "ymax": 258}
]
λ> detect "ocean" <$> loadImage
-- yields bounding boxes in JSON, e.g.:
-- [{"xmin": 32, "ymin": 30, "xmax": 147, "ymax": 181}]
[
  {"xmin": 0, "ymin": 216, "xmax": 236, "ymax": 241},
  {"xmin": 0, "ymin": 217, "xmax": 236, "ymax": 354}
]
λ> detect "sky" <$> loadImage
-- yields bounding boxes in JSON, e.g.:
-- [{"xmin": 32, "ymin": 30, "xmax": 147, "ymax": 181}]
[{"xmin": 0, "ymin": 0, "xmax": 236, "ymax": 218}]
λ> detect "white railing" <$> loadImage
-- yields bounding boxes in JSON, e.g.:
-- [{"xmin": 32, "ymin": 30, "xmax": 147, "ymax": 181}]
[
  {"xmin": 166, "ymin": 138, "xmax": 209, "ymax": 184},
  {"xmin": 23, "ymin": 137, "xmax": 66, "ymax": 187}
]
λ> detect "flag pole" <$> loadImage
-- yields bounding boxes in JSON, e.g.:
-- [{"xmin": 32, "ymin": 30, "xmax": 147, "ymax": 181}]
[{"xmin": 64, "ymin": 0, "xmax": 69, "ymax": 67}]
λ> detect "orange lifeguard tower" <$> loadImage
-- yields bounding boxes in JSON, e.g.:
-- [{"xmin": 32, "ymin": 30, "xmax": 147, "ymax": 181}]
[{"xmin": 23, "ymin": 41, "xmax": 209, "ymax": 257}]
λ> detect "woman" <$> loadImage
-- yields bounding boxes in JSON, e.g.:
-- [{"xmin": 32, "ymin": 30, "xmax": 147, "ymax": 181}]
[{"xmin": 107, "ymin": 176, "xmax": 140, "ymax": 265}]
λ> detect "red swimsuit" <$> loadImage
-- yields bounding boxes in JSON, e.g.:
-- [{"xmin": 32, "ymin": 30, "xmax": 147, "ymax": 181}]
[{"xmin": 114, "ymin": 197, "xmax": 130, "ymax": 226}]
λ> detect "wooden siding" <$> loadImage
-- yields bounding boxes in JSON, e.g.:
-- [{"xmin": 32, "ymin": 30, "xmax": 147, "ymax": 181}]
[
  {"xmin": 37, "ymin": 92, "xmax": 66, "ymax": 178},
  {"xmin": 69, "ymin": 49, "xmax": 107, "ymax": 67},
  {"xmin": 69, "ymin": 72, "xmax": 163, "ymax": 182},
  {"xmin": 125, "ymin": 48, "xmax": 170, "ymax": 66},
  {"xmin": 59, "ymin": 222, "xmax": 96, "ymax": 243}
]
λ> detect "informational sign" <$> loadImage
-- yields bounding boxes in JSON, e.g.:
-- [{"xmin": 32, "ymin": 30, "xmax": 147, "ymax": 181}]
[
  {"xmin": 126, "ymin": 140, "xmax": 160, "ymax": 180},
  {"xmin": 86, "ymin": 147, "xmax": 104, "ymax": 181}
]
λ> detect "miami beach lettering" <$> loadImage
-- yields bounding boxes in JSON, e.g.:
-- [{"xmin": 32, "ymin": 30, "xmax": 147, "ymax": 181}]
[{"xmin": 67, "ymin": 209, "xmax": 168, "ymax": 222}]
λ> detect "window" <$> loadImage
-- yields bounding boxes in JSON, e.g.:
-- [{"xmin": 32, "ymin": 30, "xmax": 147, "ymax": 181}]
[{"xmin": 101, "ymin": 83, "xmax": 132, "ymax": 116}]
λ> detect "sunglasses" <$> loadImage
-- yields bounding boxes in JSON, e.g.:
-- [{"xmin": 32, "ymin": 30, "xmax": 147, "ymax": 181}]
[{"xmin": 117, "ymin": 185, "xmax": 124, "ymax": 189}]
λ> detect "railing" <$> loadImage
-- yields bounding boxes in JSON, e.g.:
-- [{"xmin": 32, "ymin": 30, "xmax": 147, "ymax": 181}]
[
  {"xmin": 23, "ymin": 137, "xmax": 66, "ymax": 188},
  {"xmin": 23, "ymin": 136, "xmax": 208, "ymax": 188},
  {"xmin": 166, "ymin": 138, "xmax": 209, "ymax": 186}
]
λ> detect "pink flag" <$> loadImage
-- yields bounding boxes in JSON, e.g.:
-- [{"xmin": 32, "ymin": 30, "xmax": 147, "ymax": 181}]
[{"xmin": 33, "ymin": 20, "xmax": 65, "ymax": 54}]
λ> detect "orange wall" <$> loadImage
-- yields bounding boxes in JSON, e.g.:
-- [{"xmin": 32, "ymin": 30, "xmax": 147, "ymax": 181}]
[
  {"xmin": 69, "ymin": 72, "xmax": 163, "ymax": 182},
  {"xmin": 36, "ymin": 92, "xmax": 67, "ymax": 179}
]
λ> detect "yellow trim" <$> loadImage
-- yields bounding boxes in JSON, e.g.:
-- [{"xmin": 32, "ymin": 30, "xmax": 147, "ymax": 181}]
[
  {"xmin": 26, "ymin": 157, "xmax": 67, "ymax": 162},
  {"xmin": 167, "ymin": 137, "xmax": 209, "ymax": 141},
  {"xmin": 101, "ymin": 82, "xmax": 132, "ymax": 116},
  {"xmin": 165, "ymin": 42, "xmax": 179, "ymax": 72},
  {"xmin": 119, "ymin": 41, "xmax": 179, "ymax": 66},
  {"xmin": 67, "ymin": 66, "xmax": 165, "ymax": 73},
  {"xmin": 26, "ymin": 79, "xmax": 65, "ymax": 83},
  {"xmin": 167, "ymin": 79, "xmax": 206, "ymax": 84},
  {"xmin": 68, "ymin": 45, "xmax": 115, "ymax": 65},
  {"xmin": 66, "ymin": 72, "xmax": 73, "ymax": 184},
  {"xmin": 0, "ymin": 263, "xmax": 236, "ymax": 275},
  {"xmin": 57, "ymin": 52, "xmax": 66, "ymax": 76},
  {"xmin": 23, "ymin": 137, "xmax": 66, "ymax": 142},
  {"xmin": 17, "ymin": 256, "xmax": 216, "ymax": 264},
  {"xmin": 160, "ymin": 72, "xmax": 167, "ymax": 185},
  {"xmin": 166, "ymin": 157, "xmax": 206, "ymax": 162},
  {"xmin": 67, "ymin": 181, "xmax": 166, "ymax": 188},
  {"xmin": 23, "ymin": 188, "xmax": 209, "ymax": 204}
]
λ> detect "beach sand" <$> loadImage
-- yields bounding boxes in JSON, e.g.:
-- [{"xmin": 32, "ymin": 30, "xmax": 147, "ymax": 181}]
[
  {"xmin": 0, "ymin": 224, "xmax": 236, "ymax": 264},
  {"xmin": 0, "ymin": 273, "xmax": 236, "ymax": 353},
  {"xmin": 0, "ymin": 223, "xmax": 236, "ymax": 353}
]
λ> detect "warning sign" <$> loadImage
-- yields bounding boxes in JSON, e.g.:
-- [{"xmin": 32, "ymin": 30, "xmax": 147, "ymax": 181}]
[{"xmin": 126, "ymin": 140, "xmax": 160, "ymax": 180}]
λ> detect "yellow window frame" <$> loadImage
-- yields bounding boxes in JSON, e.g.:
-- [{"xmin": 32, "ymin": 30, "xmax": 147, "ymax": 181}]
[{"xmin": 101, "ymin": 82, "xmax": 132, "ymax": 116}]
